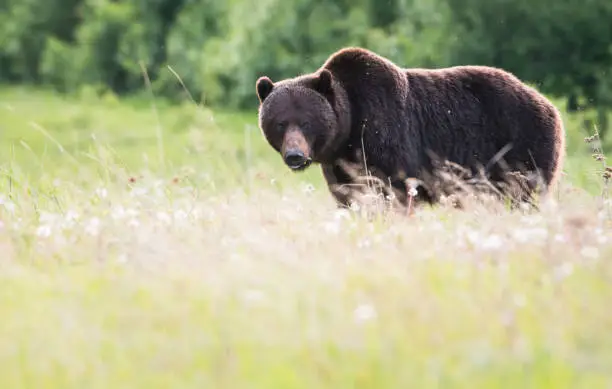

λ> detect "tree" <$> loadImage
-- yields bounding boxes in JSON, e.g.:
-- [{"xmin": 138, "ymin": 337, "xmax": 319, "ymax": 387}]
[{"xmin": 444, "ymin": 0, "xmax": 612, "ymax": 139}]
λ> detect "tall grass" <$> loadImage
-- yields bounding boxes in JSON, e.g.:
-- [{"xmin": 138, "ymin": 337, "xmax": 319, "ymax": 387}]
[{"xmin": 0, "ymin": 86, "xmax": 611, "ymax": 388}]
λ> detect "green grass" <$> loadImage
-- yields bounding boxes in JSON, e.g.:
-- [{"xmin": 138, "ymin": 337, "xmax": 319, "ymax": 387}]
[{"xmin": 1, "ymin": 85, "xmax": 611, "ymax": 388}]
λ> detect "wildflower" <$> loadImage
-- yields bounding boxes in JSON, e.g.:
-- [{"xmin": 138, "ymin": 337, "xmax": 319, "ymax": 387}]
[
  {"xmin": 95, "ymin": 187, "xmax": 108, "ymax": 199},
  {"xmin": 512, "ymin": 227, "xmax": 548, "ymax": 244},
  {"xmin": 580, "ymin": 246, "xmax": 599, "ymax": 260},
  {"xmin": 64, "ymin": 210, "xmax": 80, "ymax": 229},
  {"xmin": 111, "ymin": 206, "xmax": 126, "ymax": 220},
  {"xmin": 243, "ymin": 289, "xmax": 266, "ymax": 305},
  {"xmin": 173, "ymin": 209, "xmax": 188, "ymax": 222},
  {"xmin": 354, "ymin": 304, "xmax": 377, "ymax": 323},
  {"xmin": 405, "ymin": 178, "xmax": 420, "ymax": 195},
  {"xmin": 521, "ymin": 215, "xmax": 543, "ymax": 225},
  {"xmin": 480, "ymin": 234, "xmax": 504, "ymax": 250},
  {"xmin": 85, "ymin": 217, "xmax": 101, "ymax": 236},
  {"xmin": 156, "ymin": 211, "xmax": 171, "ymax": 225},
  {"xmin": 36, "ymin": 225, "xmax": 52, "ymax": 238},
  {"xmin": 429, "ymin": 222, "xmax": 444, "ymax": 231},
  {"xmin": 130, "ymin": 187, "xmax": 148, "ymax": 198},
  {"xmin": 465, "ymin": 229, "xmax": 504, "ymax": 251},
  {"xmin": 1, "ymin": 199, "xmax": 15, "ymax": 214},
  {"xmin": 39, "ymin": 212, "xmax": 58, "ymax": 225},
  {"xmin": 323, "ymin": 220, "xmax": 341, "ymax": 235},
  {"xmin": 513, "ymin": 294, "xmax": 527, "ymax": 308},
  {"xmin": 357, "ymin": 238, "xmax": 371, "ymax": 248},
  {"xmin": 553, "ymin": 262, "xmax": 574, "ymax": 281},
  {"xmin": 334, "ymin": 209, "xmax": 351, "ymax": 221},
  {"xmin": 302, "ymin": 183, "xmax": 315, "ymax": 194}
]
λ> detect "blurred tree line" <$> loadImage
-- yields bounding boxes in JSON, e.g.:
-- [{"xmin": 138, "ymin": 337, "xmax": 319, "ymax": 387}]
[{"xmin": 1, "ymin": 0, "xmax": 611, "ymax": 137}]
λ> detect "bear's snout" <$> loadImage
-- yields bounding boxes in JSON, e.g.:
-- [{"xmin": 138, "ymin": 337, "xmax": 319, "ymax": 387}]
[
  {"xmin": 284, "ymin": 149, "xmax": 308, "ymax": 168},
  {"xmin": 282, "ymin": 129, "xmax": 311, "ymax": 170}
]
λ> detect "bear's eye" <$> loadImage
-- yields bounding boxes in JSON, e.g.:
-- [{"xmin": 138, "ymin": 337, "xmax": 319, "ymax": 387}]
[
  {"xmin": 300, "ymin": 121, "xmax": 311, "ymax": 130},
  {"xmin": 277, "ymin": 121, "xmax": 287, "ymax": 131}
]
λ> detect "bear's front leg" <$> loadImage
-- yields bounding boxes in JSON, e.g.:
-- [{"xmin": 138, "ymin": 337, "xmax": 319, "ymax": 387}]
[{"xmin": 321, "ymin": 163, "xmax": 358, "ymax": 209}]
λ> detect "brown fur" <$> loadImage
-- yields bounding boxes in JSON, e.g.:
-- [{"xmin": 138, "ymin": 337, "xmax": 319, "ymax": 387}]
[{"xmin": 255, "ymin": 47, "xmax": 566, "ymax": 209}]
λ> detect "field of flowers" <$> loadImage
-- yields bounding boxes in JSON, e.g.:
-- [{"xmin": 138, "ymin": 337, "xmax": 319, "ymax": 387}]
[{"xmin": 1, "ymin": 87, "xmax": 611, "ymax": 388}]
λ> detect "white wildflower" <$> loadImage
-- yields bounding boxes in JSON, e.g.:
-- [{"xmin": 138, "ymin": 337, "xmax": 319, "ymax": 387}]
[
  {"xmin": 481, "ymin": 234, "xmax": 504, "ymax": 250},
  {"xmin": 465, "ymin": 229, "xmax": 482, "ymax": 245},
  {"xmin": 243, "ymin": 289, "xmax": 266, "ymax": 305},
  {"xmin": 334, "ymin": 209, "xmax": 351, "ymax": 221},
  {"xmin": 39, "ymin": 212, "xmax": 58, "ymax": 225},
  {"xmin": 12, "ymin": 218, "xmax": 22, "ymax": 230},
  {"xmin": 130, "ymin": 187, "xmax": 148, "ymax": 198},
  {"xmin": 512, "ymin": 228, "xmax": 548, "ymax": 244},
  {"xmin": 553, "ymin": 262, "xmax": 574, "ymax": 281},
  {"xmin": 156, "ymin": 211, "xmax": 171, "ymax": 225},
  {"xmin": 357, "ymin": 238, "xmax": 371, "ymax": 248},
  {"xmin": 36, "ymin": 225, "xmax": 52, "ymax": 238},
  {"xmin": 111, "ymin": 206, "xmax": 126, "ymax": 220},
  {"xmin": 466, "ymin": 229, "xmax": 504, "ymax": 250},
  {"xmin": 323, "ymin": 221, "xmax": 341, "ymax": 235},
  {"xmin": 65, "ymin": 210, "xmax": 80, "ymax": 222},
  {"xmin": 302, "ymin": 183, "xmax": 315, "ymax": 194},
  {"xmin": 554, "ymin": 233, "xmax": 566, "ymax": 243},
  {"xmin": 1, "ymin": 198, "xmax": 16, "ymax": 214},
  {"xmin": 354, "ymin": 304, "xmax": 377, "ymax": 323},
  {"xmin": 521, "ymin": 215, "xmax": 543, "ymax": 226},
  {"xmin": 63, "ymin": 210, "xmax": 80, "ymax": 229},
  {"xmin": 429, "ymin": 222, "xmax": 444, "ymax": 231},
  {"xmin": 173, "ymin": 209, "xmax": 188, "ymax": 222},
  {"xmin": 85, "ymin": 217, "xmax": 101, "ymax": 236},
  {"xmin": 580, "ymin": 246, "xmax": 599, "ymax": 260},
  {"xmin": 95, "ymin": 187, "xmax": 108, "ymax": 199},
  {"xmin": 513, "ymin": 294, "xmax": 527, "ymax": 308}
]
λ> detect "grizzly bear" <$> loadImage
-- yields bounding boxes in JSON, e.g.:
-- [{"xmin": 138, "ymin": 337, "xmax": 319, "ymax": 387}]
[{"xmin": 255, "ymin": 47, "xmax": 565, "ymax": 209}]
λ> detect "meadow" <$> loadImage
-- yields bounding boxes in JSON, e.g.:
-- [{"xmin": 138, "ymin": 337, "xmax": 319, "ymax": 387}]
[{"xmin": 1, "ymin": 85, "xmax": 611, "ymax": 388}]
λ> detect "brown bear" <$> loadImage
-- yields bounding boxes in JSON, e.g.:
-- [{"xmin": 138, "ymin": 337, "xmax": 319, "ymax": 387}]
[{"xmin": 255, "ymin": 47, "xmax": 565, "ymax": 209}]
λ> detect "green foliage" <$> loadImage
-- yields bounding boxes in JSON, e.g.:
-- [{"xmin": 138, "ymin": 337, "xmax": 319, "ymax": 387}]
[
  {"xmin": 1, "ymin": 0, "xmax": 612, "ymax": 137},
  {"xmin": 0, "ymin": 0, "xmax": 453, "ymax": 108},
  {"xmin": 443, "ymin": 0, "xmax": 612, "ymax": 138},
  {"xmin": 0, "ymin": 0, "xmax": 82, "ymax": 81}
]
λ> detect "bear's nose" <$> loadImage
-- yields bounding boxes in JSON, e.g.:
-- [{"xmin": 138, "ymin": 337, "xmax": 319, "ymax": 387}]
[{"xmin": 284, "ymin": 149, "xmax": 307, "ymax": 168}]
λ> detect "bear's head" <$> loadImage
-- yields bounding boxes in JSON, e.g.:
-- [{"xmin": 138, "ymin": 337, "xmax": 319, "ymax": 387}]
[{"xmin": 255, "ymin": 69, "xmax": 350, "ymax": 172}]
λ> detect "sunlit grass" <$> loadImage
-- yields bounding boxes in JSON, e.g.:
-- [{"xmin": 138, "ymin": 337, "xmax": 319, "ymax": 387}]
[{"xmin": 0, "ymin": 86, "xmax": 611, "ymax": 388}]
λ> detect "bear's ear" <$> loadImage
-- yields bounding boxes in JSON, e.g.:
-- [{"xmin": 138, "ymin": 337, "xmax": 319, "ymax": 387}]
[
  {"xmin": 256, "ymin": 76, "xmax": 274, "ymax": 103},
  {"xmin": 313, "ymin": 69, "xmax": 334, "ymax": 98}
]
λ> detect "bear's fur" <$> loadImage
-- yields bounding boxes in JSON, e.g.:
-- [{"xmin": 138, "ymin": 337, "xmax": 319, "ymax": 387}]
[{"xmin": 255, "ymin": 47, "xmax": 566, "ymax": 209}]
